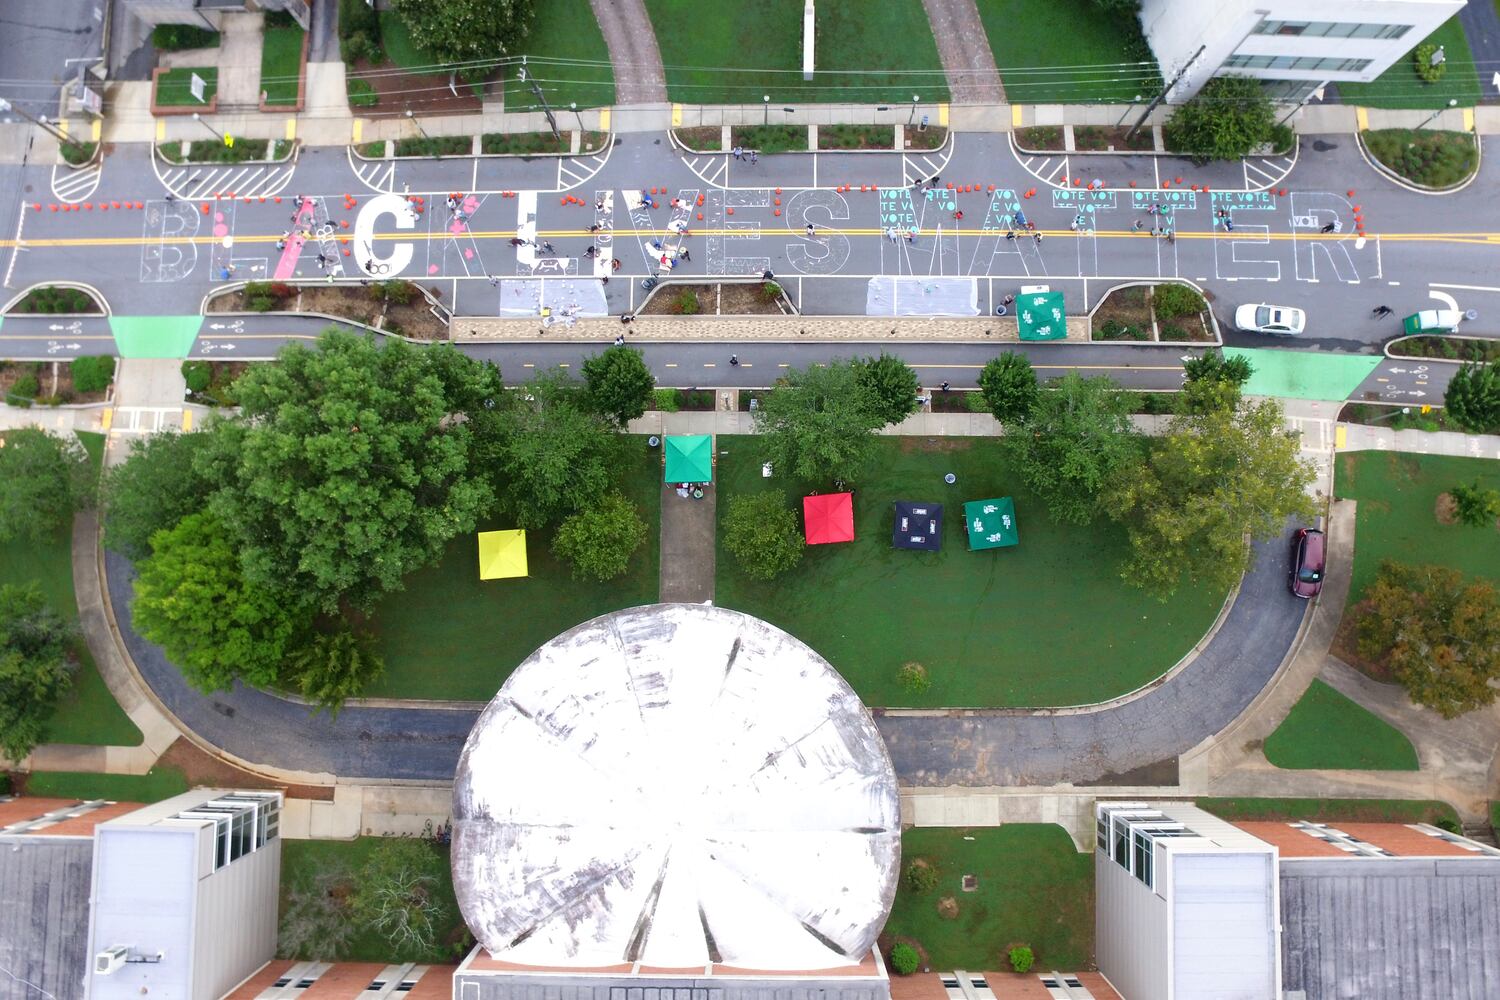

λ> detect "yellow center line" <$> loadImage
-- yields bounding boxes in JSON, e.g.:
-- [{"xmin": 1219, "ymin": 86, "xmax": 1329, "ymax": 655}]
[{"xmin": 6, "ymin": 229, "xmax": 1500, "ymax": 250}]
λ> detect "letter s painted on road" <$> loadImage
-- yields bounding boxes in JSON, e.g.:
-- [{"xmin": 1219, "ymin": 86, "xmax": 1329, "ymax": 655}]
[{"xmin": 352, "ymin": 192, "xmax": 416, "ymax": 277}]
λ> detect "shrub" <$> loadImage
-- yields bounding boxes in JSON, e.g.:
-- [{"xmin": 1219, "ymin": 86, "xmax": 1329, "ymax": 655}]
[
  {"xmin": 71, "ymin": 355, "xmax": 116, "ymax": 394},
  {"xmin": 268, "ymin": 282, "xmax": 295, "ymax": 298},
  {"xmin": 1414, "ymin": 43, "xmax": 1447, "ymax": 84},
  {"xmin": 672, "ymin": 290, "xmax": 700, "ymax": 315},
  {"xmin": 1009, "ymin": 945, "xmax": 1034, "ymax": 973},
  {"xmin": 1153, "ymin": 283, "xmax": 1207, "ymax": 320},
  {"xmin": 347, "ymin": 77, "xmax": 379, "ymax": 107},
  {"xmin": 242, "ymin": 280, "xmax": 274, "ymax": 299},
  {"xmin": 153, "ymin": 24, "xmax": 220, "ymax": 51},
  {"xmin": 652, "ymin": 387, "xmax": 679, "ymax": 412},
  {"xmin": 9, "ymin": 374, "xmax": 40, "ymax": 400},
  {"xmin": 760, "ymin": 281, "xmax": 783, "ymax": 302},
  {"xmin": 1096, "ymin": 318, "xmax": 1145, "ymax": 341},
  {"xmin": 265, "ymin": 10, "xmax": 298, "ymax": 28},
  {"xmin": 1160, "ymin": 324, "xmax": 1189, "ymax": 341},
  {"xmin": 247, "ymin": 295, "xmax": 277, "ymax": 312},
  {"xmin": 181, "ymin": 360, "xmax": 212, "ymax": 393},
  {"xmin": 897, "ymin": 661, "xmax": 931, "ymax": 695},
  {"xmin": 905, "ymin": 861, "xmax": 939, "ymax": 893},
  {"xmin": 552, "ymin": 492, "xmax": 648, "ymax": 582},
  {"xmin": 381, "ymin": 280, "xmax": 417, "ymax": 305},
  {"xmin": 1435, "ymin": 817, "xmax": 1461, "ymax": 834},
  {"xmin": 1450, "ymin": 481, "xmax": 1500, "ymax": 527},
  {"xmin": 889, "ymin": 943, "xmax": 920, "ymax": 976},
  {"xmin": 1164, "ymin": 75, "xmax": 1277, "ymax": 161},
  {"xmin": 60, "ymin": 142, "xmax": 96, "ymax": 167}
]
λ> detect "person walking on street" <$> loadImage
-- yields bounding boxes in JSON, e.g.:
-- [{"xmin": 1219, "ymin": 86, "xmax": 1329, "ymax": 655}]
[
  {"xmin": 940, "ymin": 380, "xmax": 950, "ymax": 392},
  {"xmin": 729, "ymin": 354, "xmax": 739, "ymax": 367},
  {"xmin": 806, "ymin": 223, "xmax": 817, "ymax": 239},
  {"xmin": 1320, "ymin": 221, "xmax": 1337, "ymax": 234},
  {"xmin": 1372, "ymin": 304, "xmax": 1394, "ymax": 317},
  {"xmin": 1133, "ymin": 219, "xmax": 1144, "ymax": 232},
  {"xmin": 732, "ymin": 146, "xmax": 743, "ymax": 160},
  {"xmin": 750, "ymin": 150, "xmax": 758, "ymax": 165},
  {"xmin": 1005, "ymin": 229, "xmax": 1016, "ymax": 241},
  {"xmin": 1001, "ymin": 293, "xmax": 1015, "ymax": 306}
]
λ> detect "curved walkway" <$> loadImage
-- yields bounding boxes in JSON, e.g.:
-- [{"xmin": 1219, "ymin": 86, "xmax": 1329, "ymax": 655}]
[
  {"xmin": 102, "ymin": 529, "xmax": 1307, "ymax": 784},
  {"xmin": 920, "ymin": 0, "xmax": 1005, "ymax": 104},
  {"xmin": 588, "ymin": 0, "xmax": 667, "ymax": 105}
]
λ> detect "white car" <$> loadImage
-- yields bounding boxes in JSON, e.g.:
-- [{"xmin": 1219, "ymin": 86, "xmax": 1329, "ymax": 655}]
[{"xmin": 1235, "ymin": 303, "xmax": 1306, "ymax": 335}]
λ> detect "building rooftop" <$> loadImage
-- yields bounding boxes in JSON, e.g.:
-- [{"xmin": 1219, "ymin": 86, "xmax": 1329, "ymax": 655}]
[
  {"xmin": 0, "ymin": 796, "xmax": 143, "ymax": 837},
  {"xmin": 1281, "ymin": 856, "xmax": 1500, "ymax": 1000},
  {"xmin": 0, "ymin": 835, "xmax": 94, "ymax": 1000},
  {"xmin": 452, "ymin": 605, "xmax": 900, "ymax": 972},
  {"xmin": 1237, "ymin": 821, "xmax": 1490, "ymax": 859}
]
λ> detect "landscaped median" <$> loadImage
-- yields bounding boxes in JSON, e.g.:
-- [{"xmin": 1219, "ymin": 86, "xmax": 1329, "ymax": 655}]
[
  {"xmin": 157, "ymin": 139, "xmax": 294, "ymax": 164},
  {"xmin": 354, "ymin": 131, "xmax": 607, "ymax": 159},
  {"xmin": 1360, "ymin": 128, "xmax": 1478, "ymax": 191}
]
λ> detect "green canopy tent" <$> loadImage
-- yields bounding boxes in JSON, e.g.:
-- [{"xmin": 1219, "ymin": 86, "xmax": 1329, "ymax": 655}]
[
  {"xmin": 664, "ymin": 434, "xmax": 713, "ymax": 483},
  {"xmin": 1016, "ymin": 291, "xmax": 1066, "ymax": 341},
  {"xmin": 964, "ymin": 497, "xmax": 1018, "ymax": 550}
]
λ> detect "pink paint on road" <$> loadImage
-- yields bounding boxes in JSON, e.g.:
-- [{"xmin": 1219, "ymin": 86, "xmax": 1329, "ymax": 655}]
[{"xmin": 272, "ymin": 198, "xmax": 320, "ymax": 279}]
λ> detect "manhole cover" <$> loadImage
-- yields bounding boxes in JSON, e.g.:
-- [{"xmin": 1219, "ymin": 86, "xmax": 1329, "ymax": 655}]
[{"xmin": 961, "ymin": 874, "xmax": 978, "ymax": 892}]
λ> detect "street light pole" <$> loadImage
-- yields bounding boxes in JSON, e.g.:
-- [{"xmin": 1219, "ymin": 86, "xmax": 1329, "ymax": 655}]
[
  {"xmin": 570, "ymin": 101, "xmax": 584, "ymax": 133},
  {"xmin": 0, "ymin": 98, "xmax": 73, "ymax": 146},
  {"xmin": 190, "ymin": 111, "xmax": 223, "ymax": 142},
  {"xmin": 1370, "ymin": 406, "xmax": 1412, "ymax": 424},
  {"xmin": 909, "ymin": 95, "xmax": 920, "ymax": 125},
  {"xmin": 1418, "ymin": 98, "xmax": 1459, "ymax": 129},
  {"xmin": 404, "ymin": 108, "xmax": 430, "ymax": 141},
  {"xmin": 1117, "ymin": 95, "xmax": 1143, "ymax": 127},
  {"xmin": 763, "ymin": 94, "xmax": 770, "ymax": 125}
]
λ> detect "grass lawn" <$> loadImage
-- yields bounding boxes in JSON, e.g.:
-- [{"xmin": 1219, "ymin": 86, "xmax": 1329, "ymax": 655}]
[
  {"xmin": 23, "ymin": 765, "xmax": 189, "ymax": 803},
  {"xmin": 1199, "ymin": 796, "xmax": 1460, "ymax": 827},
  {"xmin": 259, "ymin": 25, "xmax": 304, "ymax": 105},
  {"xmin": 713, "ymin": 436, "xmax": 1227, "ymax": 708},
  {"xmin": 884, "ymin": 826, "xmax": 1092, "ymax": 970},
  {"xmin": 365, "ymin": 437, "xmax": 662, "ymax": 701},
  {"xmin": 0, "ymin": 432, "xmax": 141, "ymax": 748},
  {"xmin": 646, "ymin": 0, "xmax": 949, "ymax": 105},
  {"xmin": 1334, "ymin": 452, "xmax": 1500, "ymax": 604},
  {"xmin": 1263, "ymin": 679, "xmax": 1418, "ymax": 770},
  {"xmin": 1363, "ymin": 128, "xmax": 1477, "ymax": 188},
  {"xmin": 976, "ymin": 0, "xmax": 1159, "ymax": 104},
  {"xmin": 502, "ymin": 0, "xmax": 616, "ymax": 111},
  {"xmin": 155, "ymin": 67, "xmax": 217, "ymax": 108},
  {"xmin": 1338, "ymin": 16, "xmax": 1481, "ymax": 109},
  {"xmin": 377, "ymin": 11, "xmax": 430, "ymax": 73},
  {"xmin": 279, "ymin": 837, "xmax": 465, "ymax": 962}
]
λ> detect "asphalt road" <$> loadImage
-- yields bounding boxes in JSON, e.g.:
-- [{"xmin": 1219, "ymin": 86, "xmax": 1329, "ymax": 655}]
[
  {"xmin": 0, "ymin": 0, "xmax": 104, "ymax": 119},
  {"xmin": 105, "ymin": 533, "xmax": 1306, "ymax": 784},
  {"xmin": 4, "ymin": 132, "xmax": 1498, "ymax": 369}
]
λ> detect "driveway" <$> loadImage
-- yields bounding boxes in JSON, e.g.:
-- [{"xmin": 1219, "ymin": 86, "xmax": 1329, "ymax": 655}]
[{"xmin": 106, "ymin": 531, "xmax": 1307, "ymax": 784}]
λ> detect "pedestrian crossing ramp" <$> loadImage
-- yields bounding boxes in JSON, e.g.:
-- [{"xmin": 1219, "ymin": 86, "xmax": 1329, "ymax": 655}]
[
  {"xmin": 156, "ymin": 159, "xmax": 297, "ymax": 201},
  {"xmin": 51, "ymin": 160, "xmax": 103, "ymax": 204}
]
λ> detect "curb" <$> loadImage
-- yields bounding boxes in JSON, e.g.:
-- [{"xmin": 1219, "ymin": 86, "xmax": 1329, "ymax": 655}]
[
  {"xmin": 1, "ymin": 281, "xmax": 112, "ymax": 317},
  {"xmin": 1354, "ymin": 128, "xmax": 1482, "ymax": 196},
  {"xmin": 348, "ymin": 133, "xmax": 613, "ymax": 163}
]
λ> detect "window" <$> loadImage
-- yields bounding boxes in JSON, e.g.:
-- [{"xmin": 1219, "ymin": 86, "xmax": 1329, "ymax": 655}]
[
  {"xmin": 1096, "ymin": 815, "xmax": 1110, "ymax": 852},
  {"xmin": 1254, "ymin": 19, "xmax": 1412, "ymax": 40},
  {"xmin": 1132, "ymin": 830, "xmax": 1152, "ymax": 886}
]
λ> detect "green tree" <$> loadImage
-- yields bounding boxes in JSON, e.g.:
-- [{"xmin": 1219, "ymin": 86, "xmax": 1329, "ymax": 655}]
[
  {"xmin": 488, "ymin": 371, "xmax": 619, "ymax": 529},
  {"xmin": 581, "ymin": 346, "xmax": 656, "ymax": 427},
  {"xmin": 753, "ymin": 362, "xmax": 882, "ymax": 483},
  {"xmin": 1109, "ymin": 395, "xmax": 1314, "ymax": 596},
  {"xmin": 1164, "ymin": 76, "xmax": 1277, "ymax": 161},
  {"xmin": 208, "ymin": 331, "xmax": 501, "ymax": 613},
  {"xmin": 0, "ymin": 428, "xmax": 94, "ymax": 543},
  {"xmin": 1443, "ymin": 361, "xmax": 1500, "ymax": 433},
  {"xmin": 389, "ymin": 0, "xmax": 535, "ymax": 76},
  {"xmin": 978, "ymin": 353, "xmax": 1040, "ymax": 424},
  {"xmin": 1005, "ymin": 374, "xmax": 1138, "ymax": 525},
  {"xmin": 132, "ymin": 512, "xmax": 309, "ymax": 692},
  {"xmin": 854, "ymin": 353, "xmax": 920, "ymax": 426},
  {"xmin": 1357, "ymin": 562, "xmax": 1500, "ymax": 718},
  {"xmin": 349, "ymin": 837, "xmax": 451, "ymax": 960},
  {"xmin": 1182, "ymin": 351, "xmax": 1254, "ymax": 389},
  {"xmin": 284, "ymin": 626, "xmax": 385, "ymax": 716},
  {"xmin": 552, "ymin": 491, "xmax": 648, "ymax": 582},
  {"xmin": 0, "ymin": 583, "xmax": 78, "ymax": 762},
  {"xmin": 1449, "ymin": 481, "xmax": 1500, "ymax": 527},
  {"xmin": 102, "ymin": 431, "xmax": 221, "ymax": 558},
  {"xmin": 723, "ymin": 491, "xmax": 805, "ymax": 580}
]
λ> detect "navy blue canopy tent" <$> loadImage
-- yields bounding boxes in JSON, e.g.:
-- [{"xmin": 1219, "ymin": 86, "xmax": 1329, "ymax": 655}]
[{"xmin": 892, "ymin": 501, "xmax": 943, "ymax": 551}]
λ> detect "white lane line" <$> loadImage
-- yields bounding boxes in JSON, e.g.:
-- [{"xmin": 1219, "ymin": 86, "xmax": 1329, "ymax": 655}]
[{"xmin": 1431, "ymin": 282, "xmax": 1500, "ymax": 293}]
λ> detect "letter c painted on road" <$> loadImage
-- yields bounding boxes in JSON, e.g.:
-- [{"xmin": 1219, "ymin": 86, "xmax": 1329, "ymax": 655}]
[{"xmin": 352, "ymin": 192, "xmax": 416, "ymax": 277}]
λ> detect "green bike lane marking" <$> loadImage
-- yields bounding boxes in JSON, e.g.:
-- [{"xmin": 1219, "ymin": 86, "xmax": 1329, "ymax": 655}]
[
  {"xmin": 108, "ymin": 316, "xmax": 204, "ymax": 359},
  {"xmin": 1226, "ymin": 347, "xmax": 1381, "ymax": 401}
]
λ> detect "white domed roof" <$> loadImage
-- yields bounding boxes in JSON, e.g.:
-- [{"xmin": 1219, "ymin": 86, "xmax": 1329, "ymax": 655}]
[{"xmin": 452, "ymin": 604, "xmax": 900, "ymax": 971}]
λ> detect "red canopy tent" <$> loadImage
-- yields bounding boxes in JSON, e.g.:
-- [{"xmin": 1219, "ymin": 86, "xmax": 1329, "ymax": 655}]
[{"xmin": 803, "ymin": 492, "xmax": 855, "ymax": 545}]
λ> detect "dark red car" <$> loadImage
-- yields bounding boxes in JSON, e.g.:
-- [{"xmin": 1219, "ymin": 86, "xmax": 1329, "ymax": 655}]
[{"xmin": 1289, "ymin": 527, "xmax": 1325, "ymax": 599}]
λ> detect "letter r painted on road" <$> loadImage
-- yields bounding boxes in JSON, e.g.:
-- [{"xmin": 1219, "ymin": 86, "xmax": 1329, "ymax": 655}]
[{"xmin": 352, "ymin": 192, "xmax": 416, "ymax": 277}]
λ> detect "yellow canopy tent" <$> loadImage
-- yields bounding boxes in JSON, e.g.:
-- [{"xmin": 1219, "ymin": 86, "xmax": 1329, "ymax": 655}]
[{"xmin": 477, "ymin": 529, "xmax": 528, "ymax": 580}]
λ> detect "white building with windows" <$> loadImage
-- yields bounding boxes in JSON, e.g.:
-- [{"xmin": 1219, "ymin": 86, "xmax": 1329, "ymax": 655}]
[
  {"xmin": 85, "ymin": 790, "xmax": 284, "ymax": 1000},
  {"xmin": 1139, "ymin": 0, "xmax": 1465, "ymax": 101}
]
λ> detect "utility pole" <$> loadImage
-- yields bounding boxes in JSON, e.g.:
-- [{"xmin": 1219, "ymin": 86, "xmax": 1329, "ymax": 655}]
[
  {"xmin": 1125, "ymin": 44, "xmax": 1205, "ymax": 144},
  {"xmin": 519, "ymin": 58, "xmax": 561, "ymax": 141},
  {"xmin": 0, "ymin": 98, "xmax": 73, "ymax": 146}
]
